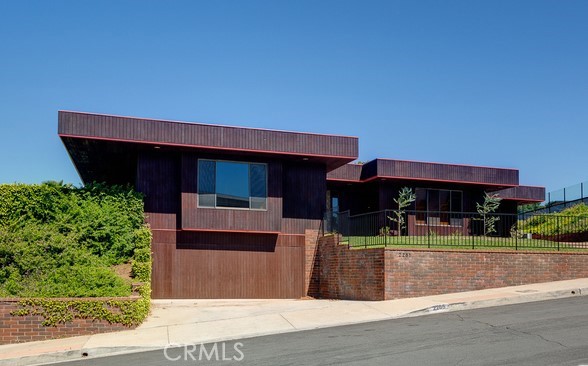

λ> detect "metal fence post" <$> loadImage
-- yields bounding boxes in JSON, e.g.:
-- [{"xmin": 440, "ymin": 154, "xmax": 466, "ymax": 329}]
[
  {"xmin": 472, "ymin": 216, "xmax": 475, "ymax": 249},
  {"xmin": 364, "ymin": 215, "xmax": 367, "ymax": 249},
  {"xmin": 427, "ymin": 216, "xmax": 431, "ymax": 249},
  {"xmin": 557, "ymin": 215, "xmax": 560, "ymax": 251},
  {"xmin": 515, "ymin": 214, "xmax": 518, "ymax": 251},
  {"xmin": 385, "ymin": 210, "xmax": 389, "ymax": 248}
]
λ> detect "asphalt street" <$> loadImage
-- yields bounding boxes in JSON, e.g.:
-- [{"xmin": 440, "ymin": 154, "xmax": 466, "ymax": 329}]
[{"xmin": 47, "ymin": 296, "xmax": 588, "ymax": 366}]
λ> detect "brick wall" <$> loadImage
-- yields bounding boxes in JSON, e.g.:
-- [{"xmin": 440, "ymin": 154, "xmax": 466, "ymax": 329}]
[
  {"xmin": 317, "ymin": 235, "xmax": 385, "ymax": 300},
  {"xmin": 304, "ymin": 229, "xmax": 321, "ymax": 297},
  {"xmin": 316, "ymin": 236, "xmax": 588, "ymax": 301},
  {"xmin": 0, "ymin": 298, "xmax": 137, "ymax": 345},
  {"xmin": 384, "ymin": 249, "xmax": 588, "ymax": 299}
]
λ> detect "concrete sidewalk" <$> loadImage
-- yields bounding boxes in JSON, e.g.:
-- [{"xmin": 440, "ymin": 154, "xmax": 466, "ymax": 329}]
[{"xmin": 1, "ymin": 278, "xmax": 587, "ymax": 366}]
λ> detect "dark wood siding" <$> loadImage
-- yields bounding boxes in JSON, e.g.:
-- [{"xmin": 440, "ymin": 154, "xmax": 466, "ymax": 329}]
[
  {"xmin": 494, "ymin": 186, "xmax": 545, "ymax": 202},
  {"xmin": 151, "ymin": 231, "xmax": 304, "ymax": 299},
  {"xmin": 181, "ymin": 153, "xmax": 283, "ymax": 232},
  {"xmin": 326, "ymin": 164, "xmax": 362, "ymax": 181},
  {"xmin": 375, "ymin": 159, "xmax": 519, "ymax": 186},
  {"xmin": 136, "ymin": 152, "xmax": 180, "ymax": 230},
  {"xmin": 58, "ymin": 111, "xmax": 358, "ymax": 160},
  {"xmin": 139, "ymin": 152, "xmax": 327, "ymax": 298},
  {"xmin": 282, "ymin": 162, "xmax": 326, "ymax": 234}
]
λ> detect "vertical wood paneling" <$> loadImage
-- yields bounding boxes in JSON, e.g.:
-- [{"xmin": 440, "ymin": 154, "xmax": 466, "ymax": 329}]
[
  {"xmin": 58, "ymin": 111, "xmax": 359, "ymax": 160},
  {"xmin": 136, "ymin": 152, "xmax": 180, "ymax": 230},
  {"xmin": 180, "ymin": 153, "xmax": 283, "ymax": 232},
  {"xmin": 328, "ymin": 160, "xmax": 521, "ymax": 186},
  {"xmin": 376, "ymin": 159, "xmax": 519, "ymax": 186},
  {"xmin": 494, "ymin": 186, "xmax": 545, "ymax": 202},
  {"xmin": 326, "ymin": 163, "xmax": 362, "ymax": 181},
  {"xmin": 150, "ymin": 232, "xmax": 304, "ymax": 299},
  {"xmin": 282, "ymin": 162, "xmax": 326, "ymax": 234}
]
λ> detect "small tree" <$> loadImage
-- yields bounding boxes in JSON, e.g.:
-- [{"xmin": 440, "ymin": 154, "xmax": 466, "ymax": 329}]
[
  {"xmin": 387, "ymin": 187, "xmax": 416, "ymax": 236},
  {"xmin": 476, "ymin": 193, "xmax": 502, "ymax": 236}
]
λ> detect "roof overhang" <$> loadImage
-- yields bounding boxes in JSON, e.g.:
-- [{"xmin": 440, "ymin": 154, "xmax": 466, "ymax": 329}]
[
  {"xmin": 327, "ymin": 159, "xmax": 521, "ymax": 189},
  {"xmin": 492, "ymin": 186, "xmax": 546, "ymax": 203},
  {"xmin": 59, "ymin": 111, "xmax": 359, "ymax": 184}
]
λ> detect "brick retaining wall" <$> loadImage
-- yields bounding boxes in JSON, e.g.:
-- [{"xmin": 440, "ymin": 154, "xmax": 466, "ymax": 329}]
[
  {"xmin": 384, "ymin": 249, "xmax": 588, "ymax": 299},
  {"xmin": 304, "ymin": 229, "xmax": 321, "ymax": 298},
  {"xmin": 316, "ymin": 236, "xmax": 588, "ymax": 300},
  {"xmin": 0, "ymin": 298, "xmax": 138, "ymax": 345},
  {"xmin": 318, "ymin": 235, "xmax": 385, "ymax": 300}
]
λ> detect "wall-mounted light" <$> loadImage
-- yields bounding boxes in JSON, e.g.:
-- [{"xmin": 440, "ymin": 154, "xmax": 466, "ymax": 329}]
[
  {"xmin": 154, "ymin": 146, "xmax": 161, "ymax": 149},
  {"xmin": 302, "ymin": 157, "xmax": 309, "ymax": 161}
]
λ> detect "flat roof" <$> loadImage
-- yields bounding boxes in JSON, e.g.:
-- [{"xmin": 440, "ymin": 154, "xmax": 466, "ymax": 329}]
[
  {"xmin": 59, "ymin": 111, "xmax": 359, "ymax": 183},
  {"xmin": 328, "ymin": 159, "xmax": 520, "ymax": 187}
]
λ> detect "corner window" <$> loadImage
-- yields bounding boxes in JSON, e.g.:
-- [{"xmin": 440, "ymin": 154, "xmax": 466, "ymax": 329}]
[{"xmin": 198, "ymin": 160, "xmax": 267, "ymax": 210}]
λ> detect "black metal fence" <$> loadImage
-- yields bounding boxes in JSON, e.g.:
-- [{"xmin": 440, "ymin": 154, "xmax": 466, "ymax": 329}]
[{"xmin": 324, "ymin": 209, "xmax": 588, "ymax": 251}]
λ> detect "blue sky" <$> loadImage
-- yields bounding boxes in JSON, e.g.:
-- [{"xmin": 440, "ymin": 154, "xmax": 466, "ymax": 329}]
[{"xmin": 0, "ymin": 1, "xmax": 587, "ymax": 196}]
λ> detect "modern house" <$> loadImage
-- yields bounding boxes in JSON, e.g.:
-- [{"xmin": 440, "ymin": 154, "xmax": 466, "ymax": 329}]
[{"xmin": 59, "ymin": 111, "xmax": 545, "ymax": 299}]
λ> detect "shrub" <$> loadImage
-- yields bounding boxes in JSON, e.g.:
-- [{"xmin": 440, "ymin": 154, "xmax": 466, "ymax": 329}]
[
  {"xmin": 33, "ymin": 265, "xmax": 131, "ymax": 298},
  {"xmin": 0, "ymin": 182, "xmax": 151, "ymax": 300},
  {"xmin": 517, "ymin": 203, "xmax": 588, "ymax": 236}
]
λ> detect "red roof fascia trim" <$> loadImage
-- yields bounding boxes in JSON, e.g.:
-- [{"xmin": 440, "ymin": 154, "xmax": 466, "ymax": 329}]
[{"xmin": 58, "ymin": 133, "xmax": 358, "ymax": 161}]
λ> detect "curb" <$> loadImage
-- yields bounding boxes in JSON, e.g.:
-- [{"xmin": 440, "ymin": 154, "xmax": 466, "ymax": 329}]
[
  {"xmin": 2, "ymin": 286, "xmax": 587, "ymax": 366},
  {"xmin": 0, "ymin": 347, "xmax": 159, "ymax": 366},
  {"xmin": 407, "ymin": 287, "xmax": 586, "ymax": 317}
]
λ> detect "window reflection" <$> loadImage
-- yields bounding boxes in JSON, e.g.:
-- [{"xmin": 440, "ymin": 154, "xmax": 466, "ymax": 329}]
[
  {"xmin": 216, "ymin": 162, "xmax": 250, "ymax": 208},
  {"xmin": 198, "ymin": 160, "xmax": 267, "ymax": 210}
]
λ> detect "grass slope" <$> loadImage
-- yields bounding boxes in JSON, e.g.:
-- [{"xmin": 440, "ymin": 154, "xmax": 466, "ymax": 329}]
[{"xmin": 518, "ymin": 203, "xmax": 588, "ymax": 236}]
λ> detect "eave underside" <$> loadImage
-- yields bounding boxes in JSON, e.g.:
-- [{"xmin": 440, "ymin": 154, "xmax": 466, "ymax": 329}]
[{"xmin": 61, "ymin": 136, "xmax": 353, "ymax": 185}]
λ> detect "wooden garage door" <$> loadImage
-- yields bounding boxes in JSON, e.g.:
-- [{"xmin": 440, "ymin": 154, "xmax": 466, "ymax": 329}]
[{"xmin": 151, "ymin": 231, "xmax": 305, "ymax": 299}]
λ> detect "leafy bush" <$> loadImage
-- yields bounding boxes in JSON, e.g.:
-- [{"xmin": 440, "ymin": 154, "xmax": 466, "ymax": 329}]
[
  {"xmin": 0, "ymin": 182, "xmax": 151, "ymax": 299},
  {"xmin": 517, "ymin": 203, "xmax": 588, "ymax": 236},
  {"xmin": 34, "ymin": 265, "xmax": 131, "ymax": 298}
]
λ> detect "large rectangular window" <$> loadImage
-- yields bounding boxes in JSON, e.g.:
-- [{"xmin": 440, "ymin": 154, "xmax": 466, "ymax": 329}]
[
  {"xmin": 198, "ymin": 160, "xmax": 267, "ymax": 210},
  {"xmin": 415, "ymin": 188, "xmax": 463, "ymax": 226}
]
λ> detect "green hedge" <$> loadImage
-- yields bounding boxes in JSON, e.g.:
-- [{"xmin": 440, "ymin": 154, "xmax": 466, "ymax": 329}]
[
  {"xmin": 12, "ymin": 291, "xmax": 151, "ymax": 327},
  {"xmin": 0, "ymin": 182, "xmax": 151, "ymax": 301}
]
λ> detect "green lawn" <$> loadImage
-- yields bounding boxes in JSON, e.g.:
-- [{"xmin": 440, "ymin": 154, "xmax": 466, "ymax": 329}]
[{"xmin": 340, "ymin": 235, "xmax": 588, "ymax": 251}]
